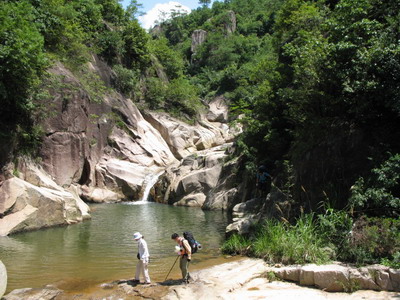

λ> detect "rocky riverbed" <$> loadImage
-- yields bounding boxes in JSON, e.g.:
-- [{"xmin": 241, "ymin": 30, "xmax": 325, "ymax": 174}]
[{"xmin": 3, "ymin": 258, "xmax": 399, "ymax": 300}]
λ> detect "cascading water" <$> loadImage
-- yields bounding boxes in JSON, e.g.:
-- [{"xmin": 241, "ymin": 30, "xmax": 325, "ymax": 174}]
[{"xmin": 138, "ymin": 170, "xmax": 164, "ymax": 203}]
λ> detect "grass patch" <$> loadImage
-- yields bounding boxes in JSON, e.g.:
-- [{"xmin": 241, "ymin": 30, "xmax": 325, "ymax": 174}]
[
  {"xmin": 223, "ymin": 210, "xmax": 400, "ymax": 267},
  {"xmin": 253, "ymin": 215, "xmax": 330, "ymax": 264},
  {"xmin": 220, "ymin": 233, "xmax": 251, "ymax": 255},
  {"xmin": 222, "ymin": 214, "xmax": 331, "ymax": 265}
]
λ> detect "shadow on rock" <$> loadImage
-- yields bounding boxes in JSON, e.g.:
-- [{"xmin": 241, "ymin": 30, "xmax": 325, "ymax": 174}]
[{"xmin": 159, "ymin": 279, "xmax": 185, "ymax": 286}]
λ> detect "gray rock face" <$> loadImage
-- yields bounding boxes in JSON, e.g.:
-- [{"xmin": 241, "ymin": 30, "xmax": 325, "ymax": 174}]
[
  {"xmin": 38, "ymin": 61, "xmax": 178, "ymax": 203},
  {"xmin": 143, "ymin": 111, "xmax": 236, "ymax": 160},
  {"xmin": 225, "ymin": 188, "xmax": 288, "ymax": 235},
  {"xmin": 206, "ymin": 96, "xmax": 229, "ymax": 123},
  {"xmin": 163, "ymin": 145, "xmax": 230, "ymax": 207},
  {"xmin": 0, "ymin": 261, "xmax": 6, "ymax": 298},
  {"xmin": 191, "ymin": 29, "xmax": 207, "ymax": 54},
  {"xmin": 225, "ymin": 198, "xmax": 264, "ymax": 235},
  {"xmin": 224, "ymin": 11, "xmax": 237, "ymax": 35},
  {"xmin": 40, "ymin": 62, "xmax": 113, "ymax": 188}
]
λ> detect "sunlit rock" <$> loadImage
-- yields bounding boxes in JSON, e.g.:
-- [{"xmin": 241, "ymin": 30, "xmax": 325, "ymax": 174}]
[
  {"xmin": 0, "ymin": 177, "xmax": 90, "ymax": 236},
  {"xmin": 3, "ymin": 286, "xmax": 62, "ymax": 300}
]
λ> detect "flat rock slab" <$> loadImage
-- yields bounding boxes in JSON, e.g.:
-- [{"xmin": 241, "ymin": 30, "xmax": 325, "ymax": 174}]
[{"xmin": 162, "ymin": 258, "xmax": 400, "ymax": 300}]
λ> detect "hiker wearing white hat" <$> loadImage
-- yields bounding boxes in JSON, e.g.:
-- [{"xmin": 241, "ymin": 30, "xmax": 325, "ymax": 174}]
[{"xmin": 133, "ymin": 232, "xmax": 151, "ymax": 284}]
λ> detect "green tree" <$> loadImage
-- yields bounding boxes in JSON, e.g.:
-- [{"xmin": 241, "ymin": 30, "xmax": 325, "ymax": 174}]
[
  {"xmin": 165, "ymin": 78, "xmax": 201, "ymax": 117},
  {"xmin": 0, "ymin": 0, "xmax": 47, "ymax": 145},
  {"xmin": 148, "ymin": 37, "xmax": 184, "ymax": 79},
  {"xmin": 123, "ymin": 20, "xmax": 150, "ymax": 70},
  {"xmin": 350, "ymin": 154, "xmax": 400, "ymax": 218},
  {"xmin": 199, "ymin": 0, "xmax": 212, "ymax": 7},
  {"xmin": 94, "ymin": 0, "xmax": 126, "ymax": 25}
]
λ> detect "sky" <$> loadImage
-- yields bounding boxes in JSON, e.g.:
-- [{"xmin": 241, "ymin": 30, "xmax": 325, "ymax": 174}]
[{"xmin": 121, "ymin": 0, "xmax": 214, "ymax": 29}]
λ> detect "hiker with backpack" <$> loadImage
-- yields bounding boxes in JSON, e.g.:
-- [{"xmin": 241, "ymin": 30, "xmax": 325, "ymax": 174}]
[
  {"xmin": 171, "ymin": 232, "xmax": 193, "ymax": 283},
  {"xmin": 133, "ymin": 232, "xmax": 151, "ymax": 284},
  {"xmin": 256, "ymin": 165, "xmax": 272, "ymax": 198}
]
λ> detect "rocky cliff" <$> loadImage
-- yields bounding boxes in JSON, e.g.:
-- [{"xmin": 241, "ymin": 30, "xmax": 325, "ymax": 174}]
[{"xmin": 0, "ymin": 58, "xmax": 241, "ymax": 236}]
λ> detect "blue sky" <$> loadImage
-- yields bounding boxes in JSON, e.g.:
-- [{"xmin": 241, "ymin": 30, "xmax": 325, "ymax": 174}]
[
  {"xmin": 121, "ymin": 1, "xmax": 214, "ymax": 29},
  {"xmin": 121, "ymin": 0, "xmax": 203, "ymax": 12}
]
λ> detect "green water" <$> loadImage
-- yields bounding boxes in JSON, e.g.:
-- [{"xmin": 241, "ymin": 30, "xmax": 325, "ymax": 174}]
[{"xmin": 0, "ymin": 203, "xmax": 228, "ymax": 293}]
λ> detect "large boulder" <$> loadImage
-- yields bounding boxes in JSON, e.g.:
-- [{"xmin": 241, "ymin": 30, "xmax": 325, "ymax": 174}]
[
  {"xmin": 79, "ymin": 186, "xmax": 121, "ymax": 203},
  {"xmin": 0, "ymin": 177, "xmax": 90, "ymax": 236},
  {"xmin": 225, "ymin": 197, "xmax": 264, "ymax": 235},
  {"xmin": 0, "ymin": 260, "xmax": 6, "ymax": 298},
  {"xmin": 206, "ymin": 96, "xmax": 229, "ymax": 123},
  {"xmin": 313, "ymin": 265, "xmax": 349, "ymax": 292},
  {"xmin": 203, "ymin": 153, "xmax": 251, "ymax": 211}
]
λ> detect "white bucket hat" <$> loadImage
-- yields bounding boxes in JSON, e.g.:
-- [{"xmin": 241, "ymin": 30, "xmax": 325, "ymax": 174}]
[{"xmin": 133, "ymin": 232, "xmax": 142, "ymax": 240}]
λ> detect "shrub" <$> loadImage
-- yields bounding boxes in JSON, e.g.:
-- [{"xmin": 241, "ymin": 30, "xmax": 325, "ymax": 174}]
[
  {"xmin": 317, "ymin": 208, "xmax": 353, "ymax": 259},
  {"xmin": 350, "ymin": 153, "xmax": 400, "ymax": 218},
  {"xmin": 148, "ymin": 37, "xmax": 184, "ymax": 80},
  {"xmin": 112, "ymin": 64, "xmax": 139, "ymax": 97},
  {"xmin": 97, "ymin": 30, "xmax": 125, "ymax": 65},
  {"xmin": 165, "ymin": 77, "xmax": 202, "ymax": 117},
  {"xmin": 346, "ymin": 216, "xmax": 400, "ymax": 265},
  {"xmin": 144, "ymin": 77, "xmax": 167, "ymax": 110}
]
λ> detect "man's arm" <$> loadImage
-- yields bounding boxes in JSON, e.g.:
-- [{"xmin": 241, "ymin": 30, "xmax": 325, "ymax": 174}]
[{"xmin": 182, "ymin": 239, "xmax": 192, "ymax": 260}]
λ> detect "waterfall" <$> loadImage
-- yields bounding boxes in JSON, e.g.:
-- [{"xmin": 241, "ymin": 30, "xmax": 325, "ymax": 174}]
[{"xmin": 139, "ymin": 171, "xmax": 164, "ymax": 203}]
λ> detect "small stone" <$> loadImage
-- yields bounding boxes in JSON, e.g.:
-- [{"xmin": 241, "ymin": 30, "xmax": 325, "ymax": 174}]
[{"xmin": 100, "ymin": 283, "xmax": 115, "ymax": 289}]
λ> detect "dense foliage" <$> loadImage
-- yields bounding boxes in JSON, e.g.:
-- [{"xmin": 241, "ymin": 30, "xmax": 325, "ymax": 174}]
[
  {"xmin": 222, "ymin": 210, "xmax": 400, "ymax": 267},
  {"xmin": 157, "ymin": 0, "xmax": 400, "ymax": 216},
  {"xmin": 157, "ymin": 0, "xmax": 399, "ymax": 265}
]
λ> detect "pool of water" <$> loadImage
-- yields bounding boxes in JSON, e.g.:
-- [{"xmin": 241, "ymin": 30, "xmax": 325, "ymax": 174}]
[{"xmin": 0, "ymin": 202, "xmax": 229, "ymax": 293}]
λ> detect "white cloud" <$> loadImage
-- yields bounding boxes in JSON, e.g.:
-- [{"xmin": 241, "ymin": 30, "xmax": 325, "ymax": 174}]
[{"xmin": 139, "ymin": 1, "xmax": 191, "ymax": 30}]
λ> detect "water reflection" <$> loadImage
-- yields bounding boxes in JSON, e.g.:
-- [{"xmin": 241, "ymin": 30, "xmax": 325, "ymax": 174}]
[{"xmin": 0, "ymin": 203, "xmax": 228, "ymax": 293}]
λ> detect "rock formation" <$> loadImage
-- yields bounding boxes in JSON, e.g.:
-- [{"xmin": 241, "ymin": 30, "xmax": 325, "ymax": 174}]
[
  {"xmin": 272, "ymin": 263, "xmax": 400, "ymax": 292},
  {"xmin": 0, "ymin": 56, "xmax": 244, "ymax": 235},
  {"xmin": 162, "ymin": 144, "xmax": 229, "ymax": 207},
  {"xmin": 0, "ymin": 159, "xmax": 90, "ymax": 236},
  {"xmin": 2, "ymin": 286, "xmax": 62, "ymax": 300},
  {"xmin": 225, "ymin": 187, "xmax": 289, "ymax": 235},
  {"xmin": 191, "ymin": 29, "xmax": 207, "ymax": 55},
  {"xmin": 224, "ymin": 10, "xmax": 237, "ymax": 35}
]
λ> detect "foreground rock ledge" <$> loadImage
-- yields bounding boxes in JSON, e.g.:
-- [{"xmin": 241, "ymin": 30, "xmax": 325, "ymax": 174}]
[
  {"xmin": 164, "ymin": 259, "xmax": 399, "ymax": 300},
  {"xmin": 4, "ymin": 259, "xmax": 399, "ymax": 300},
  {"xmin": 273, "ymin": 263, "xmax": 400, "ymax": 292}
]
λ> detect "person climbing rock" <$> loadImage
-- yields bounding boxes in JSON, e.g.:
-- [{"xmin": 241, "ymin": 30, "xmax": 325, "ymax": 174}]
[
  {"xmin": 133, "ymin": 232, "xmax": 151, "ymax": 284},
  {"xmin": 256, "ymin": 165, "xmax": 272, "ymax": 198},
  {"xmin": 171, "ymin": 233, "xmax": 192, "ymax": 283}
]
